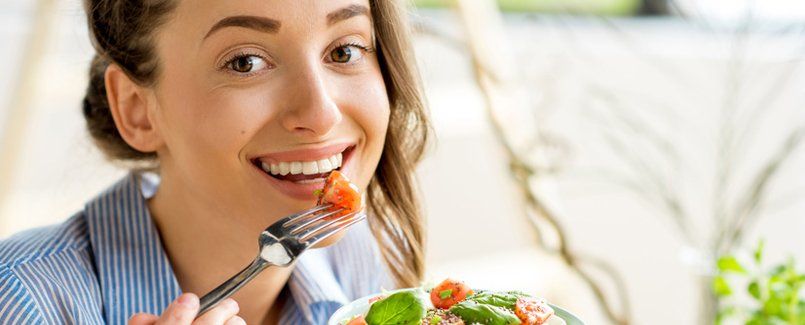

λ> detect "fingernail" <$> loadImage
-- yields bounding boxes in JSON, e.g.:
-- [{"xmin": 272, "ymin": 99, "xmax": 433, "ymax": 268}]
[{"xmin": 177, "ymin": 294, "xmax": 198, "ymax": 308}]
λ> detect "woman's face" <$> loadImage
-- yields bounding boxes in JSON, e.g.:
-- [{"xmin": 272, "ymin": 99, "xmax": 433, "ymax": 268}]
[{"xmin": 149, "ymin": 0, "xmax": 389, "ymax": 221}]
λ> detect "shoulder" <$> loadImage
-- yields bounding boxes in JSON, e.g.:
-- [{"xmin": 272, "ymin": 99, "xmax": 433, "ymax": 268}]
[
  {"xmin": 0, "ymin": 267, "xmax": 45, "ymax": 324},
  {"xmin": 0, "ymin": 212, "xmax": 90, "ymax": 268},
  {"xmin": 0, "ymin": 213, "xmax": 104, "ymax": 324}
]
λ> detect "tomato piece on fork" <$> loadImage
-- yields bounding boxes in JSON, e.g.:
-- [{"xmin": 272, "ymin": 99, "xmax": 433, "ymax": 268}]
[{"xmin": 316, "ymin": 170, "xmax": 361, "ymax": 218}]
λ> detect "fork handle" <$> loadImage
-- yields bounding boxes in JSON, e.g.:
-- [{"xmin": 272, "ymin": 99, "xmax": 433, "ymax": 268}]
[{"xmin": 197, "ymin": 257, "xmax": 269, "ymax": 317}]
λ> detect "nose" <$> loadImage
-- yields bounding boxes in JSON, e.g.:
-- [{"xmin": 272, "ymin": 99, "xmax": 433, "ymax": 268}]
[{"xmin": 278, "ymin": 65, "xmax": 342, "ymax": 138}]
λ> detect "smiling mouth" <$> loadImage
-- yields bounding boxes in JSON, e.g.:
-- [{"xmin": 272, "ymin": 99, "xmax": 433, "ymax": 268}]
[{"xmin": 252, "ymin": 146, "xmax": 354, "ymax": 183}]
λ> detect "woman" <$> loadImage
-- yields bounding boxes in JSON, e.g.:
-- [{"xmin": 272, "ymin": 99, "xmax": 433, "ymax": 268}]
[{"xmin": 0, "ymin": 0, "xmax": 429, "ymax": 324}]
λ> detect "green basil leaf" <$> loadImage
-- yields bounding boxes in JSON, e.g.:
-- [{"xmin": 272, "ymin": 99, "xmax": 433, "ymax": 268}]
[
  {"xmin": 449, "ymin": 300, "xmax": 521, "ymax": 325},
  {"xmin": 466, "ymin": 291, "xmax": 528, "ymax": 310},
  {"xmin": 365, "ymin": 290, "xmax": 426, "ymax": 325},
  {"xmin": 439, "ymin": 289, "xmax": 453, "ymax": 300}
]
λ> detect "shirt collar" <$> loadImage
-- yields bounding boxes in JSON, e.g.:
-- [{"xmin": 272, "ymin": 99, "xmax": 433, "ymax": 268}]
[
  {"xmin": 84, "ymin": 172, "xmax": 362, "ymax": 324},
  {"xmin": 84, "ymin": 173, "xmax": 182, "ymax": 325}
]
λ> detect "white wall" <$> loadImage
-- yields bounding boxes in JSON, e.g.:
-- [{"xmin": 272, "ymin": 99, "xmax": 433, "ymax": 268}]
[{"xmin": 414, "ymin": 11, "xmax": 805, "ymax": 325}]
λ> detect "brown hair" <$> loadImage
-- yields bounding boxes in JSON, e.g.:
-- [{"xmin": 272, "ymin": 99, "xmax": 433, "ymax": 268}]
[
  {"xmin": 83, "ymin": 0, "xmax": 175, "ymax": 161},
  {"xmin": 83, "ymin": 0, "xmax": 429, "ymax": 288}
]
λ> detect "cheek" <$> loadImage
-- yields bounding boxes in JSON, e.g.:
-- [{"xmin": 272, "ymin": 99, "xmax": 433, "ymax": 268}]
[
  {"xmin": 360, "ymin": 97, "xmax": 390, "ymax": 145},
  {"xmin": 155, "ymin": 73, "xmax": 272, "ymax": 166},
  {"xmin": 347, "ymin": 76, "xmax": 389, "ymax": 143},
  {"xmin": 153, "ymin": 36, "xmax": 277, "ymax": 166},
  {"xmin": 343, "ymin": 77, "xmax": 390, "ymax": 186}
]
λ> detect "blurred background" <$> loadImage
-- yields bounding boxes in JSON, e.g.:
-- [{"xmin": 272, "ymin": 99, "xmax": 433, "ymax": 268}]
[{"xmin": 2, "ymin": 0, "xmax": 805, "ymax": 324}]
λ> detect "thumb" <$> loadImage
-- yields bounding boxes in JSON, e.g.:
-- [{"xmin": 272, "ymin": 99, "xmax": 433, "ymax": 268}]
[
  {"xmin": 155, "ymin": 293, "xmax": 200, "ymax": 325},
  {"xmin": 128, "ymin": 313, "xmax": 159, "ymax": 325}
]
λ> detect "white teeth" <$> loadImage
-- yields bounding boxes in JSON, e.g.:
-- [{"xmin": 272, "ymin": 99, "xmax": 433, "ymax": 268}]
[
  {"xmin": 261, "ymin": 151, "xmax": 346, "ymax": 176},
  {"xmin": 290, "ymin": 161, "xmax": 303, "ymax": 175},
  {"xmin": 296, "ymin": 178, "xmax": 325, "ymax": 184},
  {"xmin": 318, "ymin": 159, "xmax": 333, "ymax": 173},
  {"xmin": 279, "ymin": 162, "xmax": 290, "ymax": 175},
  {"xmin": 302, "ymin": 161, "xmax": 318, "ymax": 175}
]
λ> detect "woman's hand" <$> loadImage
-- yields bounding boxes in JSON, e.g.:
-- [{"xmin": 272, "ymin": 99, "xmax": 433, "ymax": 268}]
[{"xmin": 128, "ymin": 293, "xmax": 245, "ymax": 325}]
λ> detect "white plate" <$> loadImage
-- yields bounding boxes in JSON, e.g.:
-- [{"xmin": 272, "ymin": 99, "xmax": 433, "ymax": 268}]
[{"xmin": 328, "ymin": 289, "xmax": 585, "ymax": 325}]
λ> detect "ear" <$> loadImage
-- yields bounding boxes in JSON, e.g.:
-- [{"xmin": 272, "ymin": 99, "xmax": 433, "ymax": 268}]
[{"xmin": 104, "ymin": 64, "xmax": 163, "ymax": 153}]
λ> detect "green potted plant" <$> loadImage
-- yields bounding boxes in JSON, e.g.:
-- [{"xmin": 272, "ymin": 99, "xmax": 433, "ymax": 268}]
[{"xmin": 714, "ymin": 240, "xmax": 805, "ymax": 324}]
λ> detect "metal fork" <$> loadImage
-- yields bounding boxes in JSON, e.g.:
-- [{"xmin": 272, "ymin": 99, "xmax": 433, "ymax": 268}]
[{"xmin": 196, "ymin": 204, "xmax": 366, "ymax": 316}]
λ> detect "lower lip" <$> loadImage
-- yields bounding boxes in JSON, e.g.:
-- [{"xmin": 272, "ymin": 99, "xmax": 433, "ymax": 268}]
[{"xmin": 253, "ymin": 150, "xmax": 353, "ymax": 201}]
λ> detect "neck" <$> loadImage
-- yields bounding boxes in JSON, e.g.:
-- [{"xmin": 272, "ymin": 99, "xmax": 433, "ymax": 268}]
[{"xmin": 147, "ymin": 171, "xmax": 292, "ymax": 324}]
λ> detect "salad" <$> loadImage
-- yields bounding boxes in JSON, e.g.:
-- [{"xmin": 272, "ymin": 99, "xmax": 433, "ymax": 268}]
[{"xmin": 340, "ymin": 279, "xmax": 560, "ymax": 325}]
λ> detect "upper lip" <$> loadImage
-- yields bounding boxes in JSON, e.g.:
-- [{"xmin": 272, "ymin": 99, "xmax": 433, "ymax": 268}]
[{"xmin": 251, "ymin": 142, "xmax": 353, "ymax": 164}]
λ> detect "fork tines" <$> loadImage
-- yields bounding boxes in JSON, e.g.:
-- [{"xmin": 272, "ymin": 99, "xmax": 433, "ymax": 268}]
[
  {"xmin": 300, "ymin": 211, "xmax": 366, "ymax": 245},
  {"xmin": 292, "ymin": 209, "xmax": 358, "ymax": 239},
  {"xmin": 280, "ymin": 204, "xmax": 333, "ymax": 229}
]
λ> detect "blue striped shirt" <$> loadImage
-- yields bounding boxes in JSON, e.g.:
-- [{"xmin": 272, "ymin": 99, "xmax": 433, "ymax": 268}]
[{"xmin": 0, "ymin": 173, "xmax": 392, "ymax": 324}]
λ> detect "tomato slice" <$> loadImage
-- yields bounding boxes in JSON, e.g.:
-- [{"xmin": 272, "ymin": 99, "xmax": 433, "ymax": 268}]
[
  {"xmin": 345, "ymin": 315, "xmax": 368, "ymax": 325},
  {"xmin": 514, "ymin": 297, "xmax": 554, "ymax": 325},
  {"xmin": 430, "ymin": 279, "xmax": 474, "ymax": 310},
  {"xmin": 316, "ymin": 170, "xmax": 361, "ymax": 217}
]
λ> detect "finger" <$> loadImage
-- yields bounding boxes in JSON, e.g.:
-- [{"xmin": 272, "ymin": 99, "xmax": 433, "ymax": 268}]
[
  {"xmin": 193, "ymin": 298, "xmax": 239, "ymax": 325},
  {"xmin": 128, "ymin": 313, "xmax": 159, "ymax": 325},
  {"xmin": 155, "ymin": 293, "xmax": 199, "ymax": 325},
  {"xmin": 223, "ymin": 315, "xmax": 246, "ymax": 325}
]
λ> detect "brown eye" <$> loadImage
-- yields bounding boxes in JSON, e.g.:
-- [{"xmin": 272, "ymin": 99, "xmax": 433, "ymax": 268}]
[
  {"xmin": 225, "ymin": 54, "xmax": 268, "ymax": 75},
  {"xmin": 231, "ymin": 56, "xmax": 254, "ymax": 73},
  {"xmin": 330, "ymin": 46, "xmax": 353, "ymax": 63}
]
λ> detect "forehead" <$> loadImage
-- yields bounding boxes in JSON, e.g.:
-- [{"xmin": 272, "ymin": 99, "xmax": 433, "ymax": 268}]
[{"xmin": 172, "ymin": 0, "xmax": 373, "ymax": 36}]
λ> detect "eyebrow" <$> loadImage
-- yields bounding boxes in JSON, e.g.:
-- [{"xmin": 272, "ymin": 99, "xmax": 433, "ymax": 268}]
[
  {"xmin": 327, "ymin": 4, "xmax": 370, "ymax": 26},
  {"xmin": 203, "ymin": 4, "xmax": 370, "ymax": 40},
  {"xmin": 204, "ymin": 15, "xmax": 281, "ymax": 40}
]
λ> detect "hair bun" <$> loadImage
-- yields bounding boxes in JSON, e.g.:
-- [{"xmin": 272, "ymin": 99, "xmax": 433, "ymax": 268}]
[{"xmin": 82, "ymin": 0, "xmax": 173, "ymax": 162}]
